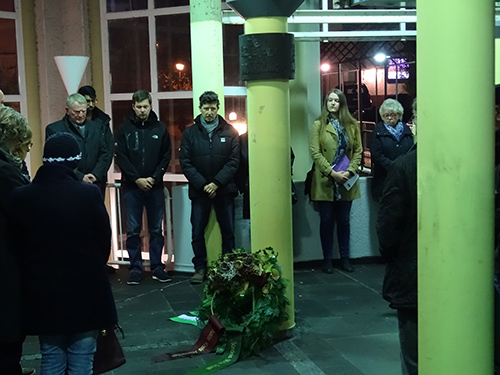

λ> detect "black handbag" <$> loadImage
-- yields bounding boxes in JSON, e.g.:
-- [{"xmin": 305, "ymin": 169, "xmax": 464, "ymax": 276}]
[{"xmin": 93, "ymin": 325, "xmax": 126, "ymax": 374}]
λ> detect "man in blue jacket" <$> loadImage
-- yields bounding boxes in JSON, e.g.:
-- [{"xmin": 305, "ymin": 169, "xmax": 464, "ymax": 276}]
[
  {"xmin": 180, "ymin": 91, "xmax": 239, "ymax": 284},
  {"xmin": 115, "ymin": 90, "xmax": 172, "ymax": 285}
]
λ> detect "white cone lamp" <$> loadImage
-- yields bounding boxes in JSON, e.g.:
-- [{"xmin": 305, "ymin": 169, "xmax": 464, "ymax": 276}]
[{"xmin": 54, "ymin": 56, "xmax": 89, "ymax": 95}]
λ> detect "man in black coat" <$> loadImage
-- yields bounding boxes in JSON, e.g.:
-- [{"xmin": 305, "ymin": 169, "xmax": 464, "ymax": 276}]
[
  {"xmin": 376, "ymin": 99, "xmax": 417, "ymax": 375},
  {"xmin": 180, "ymin": 91, "xmax": 239, "ymax": 284},
  {"xmin": 78, "ymin": 85, "xmax": 114, "ymax": 198},
  {"xmin": 115, "ymin": 90, "xmax": 172, "ymax": 285},
  {"xmin": 45, "ymin": 93, "xmax": 113, "ymax": 193}
]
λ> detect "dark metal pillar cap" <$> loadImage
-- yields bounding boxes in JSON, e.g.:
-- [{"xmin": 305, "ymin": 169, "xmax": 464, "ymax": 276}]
[{"xmin": 227, "ymin": 0, "xmax": 304, "ymax": 19}]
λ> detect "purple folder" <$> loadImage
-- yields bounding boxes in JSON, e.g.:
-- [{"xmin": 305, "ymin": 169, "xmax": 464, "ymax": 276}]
[{"xmin": 332, "ymin": 155, "xmax": 350, "ymax": 172}]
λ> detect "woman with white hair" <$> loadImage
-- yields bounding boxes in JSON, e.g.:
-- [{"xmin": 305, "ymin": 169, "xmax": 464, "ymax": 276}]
[{"xmin": 370, "ymin": 98, "xmax": 414, "ymax": 200}]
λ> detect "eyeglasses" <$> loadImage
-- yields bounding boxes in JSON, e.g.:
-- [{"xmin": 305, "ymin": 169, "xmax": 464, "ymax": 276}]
[
  {"xmin": 383, "ymin": 112, "xmax": 399, "ymax": 118},
  {"xmin": 21, "ymin": 142, "xmax": 33, "ymax": 151}
]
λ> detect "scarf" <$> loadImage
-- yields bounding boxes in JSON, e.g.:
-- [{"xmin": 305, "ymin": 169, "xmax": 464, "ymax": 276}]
[
  {"xmin": 330, "ymin": 117, "xmax": 349, "ymax": 200},
  {"xmin": 383, "ymin": 121, "xmax": 404, "ymax": 141},
  {"xmin": 200, "ymin": 116, "xmax": 219, "ymax": 140}
]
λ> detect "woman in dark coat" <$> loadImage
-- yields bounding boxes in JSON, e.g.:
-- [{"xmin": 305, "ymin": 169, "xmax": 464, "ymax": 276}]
[
  {"xmin": 371, "ymin": 98, "xmax": 414, "ymax": 200},
  {"xmin": 8, "ymin": 133, "xmax": 117, "ymax": 375},
  {"xmin": 0, "ymin": 106, "xmax": 32, "ymax": 375}
]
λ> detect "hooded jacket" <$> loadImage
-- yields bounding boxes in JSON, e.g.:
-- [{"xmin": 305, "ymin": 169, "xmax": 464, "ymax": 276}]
[
  {"xmin": 179, "ymin": 114, "xmax": 239, "ymax": 199},
  {"xmin": 115, "ymin": 110, "xmax": 171, "ymax": 189}
]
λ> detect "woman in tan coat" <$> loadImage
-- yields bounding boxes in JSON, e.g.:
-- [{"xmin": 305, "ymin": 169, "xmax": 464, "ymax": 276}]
[{"xmin": 309, "ymin": 88, "xmax": 363, "ymax": 273}]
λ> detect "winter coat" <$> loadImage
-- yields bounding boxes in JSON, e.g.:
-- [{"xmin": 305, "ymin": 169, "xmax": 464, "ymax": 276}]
[
  {"xmin": 46, "ymin": 115, "xmax": 113, "ymax": 182},
  {"xmin": 179, "ymin": 115, "xmax": 239, "ymax": 200},
  {"xmin": 370, "ymin": 121, "xmax": 414, "ymax": 199},
  {"xmin": 376, "ymin": 144, "xmax": 417, "ymax": 310},
  {"xmin": 0, "ymin": 149, "xmax": 28, "ymax": 343},
  {"xmin": 309, "ymin": 119, "xmax": 363, "ymax": 201},
  {"xmin": 115, "ymin": 110, "xmax": 171, "ymax": 190},
  {"xmin": 8, "ymin": 164, "xmax": 117, "ymax": 335},
  {"xmin": 91, "ymin": 107, "xmax": 114, "ymax": 166}
]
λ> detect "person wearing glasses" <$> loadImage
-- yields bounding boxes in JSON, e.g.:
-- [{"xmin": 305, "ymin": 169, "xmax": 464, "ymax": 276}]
[
  {"xmin": 0, "ymin": 106, "xmax": 34, "ymax": 375},
  {"xmin": 45, "ymin": 93, "xmax": 113, "ymax": 194},
  {"xmin": 370, "ymin": 98, "xmax": 414, "ymax": 201}
]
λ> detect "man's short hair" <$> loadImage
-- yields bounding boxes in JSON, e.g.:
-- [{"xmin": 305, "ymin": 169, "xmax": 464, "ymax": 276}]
[
  {"xmin": 66, "ymin": 93, "xmax": 87, "ymax": 108},
  {"xmin": 199, "ymin": 91, "xmax": 220, "ymax": 107},
  {"xmin": 78, "ymin": 85, "xmax": 97, "ymax": 100},
  {"xmin": 132, "ymin": 90, "xmax": 152, "ymax": 104}
]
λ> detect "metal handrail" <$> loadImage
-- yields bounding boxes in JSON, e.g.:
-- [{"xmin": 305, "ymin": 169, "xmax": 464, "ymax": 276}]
[{"xmin": 106, "ymin": 183, "xmax": 174, "ymax": 268}]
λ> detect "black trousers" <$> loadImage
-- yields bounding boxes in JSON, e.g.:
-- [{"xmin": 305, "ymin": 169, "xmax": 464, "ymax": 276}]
[
  {"xmin": 397, "ymin": 309, "xmax": 418, "ymax": 375},
  {"xmin": 0, "ymin": 339, "xmax": 23, "ymax": 375}
]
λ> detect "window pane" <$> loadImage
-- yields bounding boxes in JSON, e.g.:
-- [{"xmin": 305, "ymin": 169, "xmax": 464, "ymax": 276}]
[
  {"xmin": 108, "ymin": 18, "xmax": 151, "ymax": 93},
  {"xmin": 158, "ymin": 98, "xmax": 193, "ymax": 174},
  {"xmin": 156, "ymin": 15, "xmax": 192, "ymax": 92},
  {"xmin": 155, "ymin": 0, "xmax": 189, "ymax": 8},
  {"xmin": 4, "ymin": 102, "xmax": 20, "ymax": 112},
  {"xmin": 111, "ymin": 101, "xmax": 131, "ymax": 134},
  {"xmin": 223, "ymin": 24, "xmax": 244, "ymax": 86},
  {"xmin": 0, "ymin": 18, "xmax": 19, "ymax": 94},
  {"xmin": 111, "ymin": 101, "xmax": 132, "ymax": 174},
  {"xmin": 106, "ymin": 0, "xmax": 147, "ymax": 12},
  {"xmin": 0, "ymin": 0, "xmax": 14, "ymax": 12},
  {"xmin": 224, "ymin": 96, "xmax": 247, "ymax": 134}
]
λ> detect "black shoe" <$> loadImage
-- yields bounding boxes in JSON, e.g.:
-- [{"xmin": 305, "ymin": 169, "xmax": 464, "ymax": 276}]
[
  {"xmin": 190, "ymin": 269, "xmax": 207, "ymax": 284},
  {"xmin": 127, "ymin": 271, "xmax": 141, "ymax": 285},
  {"xmin": 341, "ymin": 258, "xmax": 354, "ymax": 272},
  {"xmin": 322, "ymin": 260, "xmax": 333, "ymax": 274},
  {"xmin": 152, "ymin": 268, "xmax": 173, "ymax": 283},
  {"xmin": 106, "ymin": 264, "xmax": 116, "ymax": 274}
]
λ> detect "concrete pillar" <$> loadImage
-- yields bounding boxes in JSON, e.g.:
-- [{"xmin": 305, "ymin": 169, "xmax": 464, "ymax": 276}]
[
  {"xmin": 417, "ymin": 1, "xmax": 494, "ymax": 374},
  {"xmin": 20, "ymin": 0, "xmax": 42, "ymax": 171},
  {"xmin": 189, "ymin": 0, "xmax": 226, "ymax": 264},
  {"xmin": 228, "ymin": 0, "xmax": 304, "ymax": 329},
  {"xmin": 289, "ymin": 0, "xmax": 321, "ymax": 179},
  {"xmin": 34, "ymin": 0, "xmax": 91, "ymax": 129}
]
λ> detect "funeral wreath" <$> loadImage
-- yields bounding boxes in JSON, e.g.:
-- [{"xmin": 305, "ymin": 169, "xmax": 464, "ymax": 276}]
[{"xmin": 196, "ymin": 247, "xmax": 289, "ymax": 358}]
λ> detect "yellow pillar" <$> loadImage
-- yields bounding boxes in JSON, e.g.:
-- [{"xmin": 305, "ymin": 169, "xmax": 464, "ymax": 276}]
[
  {"xmin": 245, "ymin": 17, "xmax": 295, "ymax": 328},
  {"xmin": 417, "ymin": 1, "xmax": 494, "ymax": 374},
  {"xmin": 496, "ymin": 37, "xmax": 500, "ymax": 84},
  {"xmin": 190, "ymin": 0, "xmax": 225, "ymax": 264},
  {"xmin": 21, "ymin": 0, "xmax": 42, "ymax": 171}
]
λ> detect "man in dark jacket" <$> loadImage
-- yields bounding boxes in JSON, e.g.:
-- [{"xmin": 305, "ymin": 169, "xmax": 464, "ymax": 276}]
[
  {"xmin": 45, "ymin": 93, "xmax": 113, "ymax": 193},
  {"xmin": 115, "ymin": 89, "xmax": 172, "ymax": 285},
  {"xmin": 78, "ymin": 85, "xmax": 114, "ymax": 198},
  {"xmin": 376, "ymin": 99, "xmax": 417, "ymax": 375},
  {"xmin": 180, "ymin": 91, "xmax": 239, "ymax": 284}
]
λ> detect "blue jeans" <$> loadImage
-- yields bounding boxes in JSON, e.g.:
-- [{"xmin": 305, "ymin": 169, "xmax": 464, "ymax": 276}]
[
  {"xmin": 191, "ymin": 194, "xmax": 235, "ymax": 270},
  {"xmin": 124, "ymin": 188, "xmax": 165, "ymax": 272},
  {"xmin": 318, "ymin": 200, "xmax": 352, "ymax": 259},
  {"xmin": 39, "ymin": 331, "xmax": 98, "ymax": 375}
]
